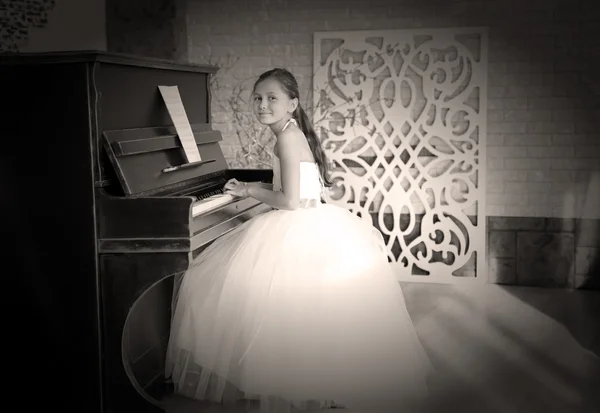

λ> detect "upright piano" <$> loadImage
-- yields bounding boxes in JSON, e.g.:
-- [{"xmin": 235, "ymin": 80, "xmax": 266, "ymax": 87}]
[{"xmin": 0, "ymin": 51, "xmax": 272, "ymax": 413}]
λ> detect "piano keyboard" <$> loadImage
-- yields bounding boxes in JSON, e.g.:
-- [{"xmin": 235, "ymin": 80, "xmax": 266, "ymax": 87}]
[{"xmin": 192, "ymin": 193, "xmax": 235, "ymax": 217}]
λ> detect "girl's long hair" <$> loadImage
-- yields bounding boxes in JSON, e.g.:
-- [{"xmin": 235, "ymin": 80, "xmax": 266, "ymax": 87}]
[{"xmin": 253, "ymin": 68, "xmax": 333, "ymax": 187}]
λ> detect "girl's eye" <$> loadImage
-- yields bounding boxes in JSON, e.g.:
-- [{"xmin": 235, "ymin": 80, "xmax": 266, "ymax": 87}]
[{"xmin": 253, "ymin": 96, "xmax": 276, "ymax": 101}]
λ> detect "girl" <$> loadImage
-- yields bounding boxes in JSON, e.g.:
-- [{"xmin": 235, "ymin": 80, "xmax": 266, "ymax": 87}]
[{"xmin": 165, "ymin": 68, "xmax": 433, "ymax": 412}]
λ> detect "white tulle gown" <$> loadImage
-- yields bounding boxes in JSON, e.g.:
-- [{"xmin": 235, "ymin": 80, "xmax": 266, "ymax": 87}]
[{"xmin": 165, "ymin": 125, "xmax": 433, "ymax": 412}]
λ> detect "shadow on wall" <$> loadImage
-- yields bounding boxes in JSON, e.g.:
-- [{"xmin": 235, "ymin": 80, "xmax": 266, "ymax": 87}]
[
  {"xmin": 537, "ymin": 0, "xmax": 599, "ymax": 282},
  {"xmin": 581, "ymin": 245, "xmax": 600, "ymax": 289},
  {"xmin": 574, "ymin": 171, "xmax": 600, "ymax": 289},
  {"xmin": 488, "ymin": 0, "xmax": 600, "ymax": 343},
  {"xmin": 491, "ymin": 172, "xmax": 600, "ymax": 356}
]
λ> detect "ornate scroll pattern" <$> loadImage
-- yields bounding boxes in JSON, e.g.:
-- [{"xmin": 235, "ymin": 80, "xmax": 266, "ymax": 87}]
[{"xmin": 313, "ymin": 28, "xmax": 488, "ymax": 283}]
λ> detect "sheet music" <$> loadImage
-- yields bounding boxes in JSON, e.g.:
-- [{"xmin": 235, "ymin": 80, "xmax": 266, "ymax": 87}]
[{"xmin": 158, "ymin": 85, "xmax": 202, "ymax": 163}]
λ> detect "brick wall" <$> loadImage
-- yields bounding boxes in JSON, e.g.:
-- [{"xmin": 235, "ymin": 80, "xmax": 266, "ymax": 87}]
[{"xmin": 186, "ymin": 0, "xmax": 600, "ymax": 219}]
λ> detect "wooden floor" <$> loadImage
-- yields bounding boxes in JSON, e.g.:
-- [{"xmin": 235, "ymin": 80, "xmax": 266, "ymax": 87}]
[{"xmin": 161, "ymin": 283, "xmax": 600, "ymax": 413}]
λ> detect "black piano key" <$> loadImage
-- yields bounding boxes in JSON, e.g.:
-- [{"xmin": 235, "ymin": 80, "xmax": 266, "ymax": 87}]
[{"xmin": 195, "ymin": 187, "xmax": 225, "ymax": 201}]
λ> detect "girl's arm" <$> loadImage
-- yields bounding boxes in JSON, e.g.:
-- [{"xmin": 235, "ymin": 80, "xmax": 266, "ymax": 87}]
[
  {"xmin": 245, "ymin": 130, "xmax": 301, "ymax": 210},
  {"xmin": 247, "ymin": 182, "xmax": 273, "ymax": 190}
]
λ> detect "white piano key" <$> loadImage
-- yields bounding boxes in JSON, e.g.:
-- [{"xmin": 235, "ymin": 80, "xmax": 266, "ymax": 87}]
[{"xmin": 192, "ymin": 193, "xmax": 235, "ymax": 217}]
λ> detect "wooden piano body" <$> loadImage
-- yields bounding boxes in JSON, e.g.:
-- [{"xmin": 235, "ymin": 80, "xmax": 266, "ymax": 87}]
[{"xmin": 0, "ymin": 51, "xmax": 272, "ymax": 413}]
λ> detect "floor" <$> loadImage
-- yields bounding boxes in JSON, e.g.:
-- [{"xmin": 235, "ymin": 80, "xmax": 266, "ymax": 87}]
[{"xmin": 161, "ymin": 283, "xmax": 600, "ymax": 413}]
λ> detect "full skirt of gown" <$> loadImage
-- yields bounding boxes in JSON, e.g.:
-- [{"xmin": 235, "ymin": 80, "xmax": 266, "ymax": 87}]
[{"xmin": 165, "ymin": 201, "xmax": 433, "ymax": 412}]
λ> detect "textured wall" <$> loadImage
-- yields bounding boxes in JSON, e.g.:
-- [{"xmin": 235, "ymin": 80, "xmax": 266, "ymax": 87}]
[
  {"xmin": 0, "ymin": 0, "xmax": 106, "ymax": 52},
  {"xmin": 186, "ymin": 0, "xmax": 600, "ymax": 219},
  {"xmin": 105, "ymin": 0, "xmax": 188, "ymax": 61},
  {"xmin": 0, "ymin": 0, "xmax": 56, "ymax": 51}
]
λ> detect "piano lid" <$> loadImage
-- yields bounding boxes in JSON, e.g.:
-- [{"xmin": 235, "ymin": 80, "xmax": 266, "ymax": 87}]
[
  {"xmin": 102, "ymin": 123, "xmax": 229, "ymax": 197},
  {"xmin": 0, "ymin": 50, "xmax": 218, "ymax": 74}
]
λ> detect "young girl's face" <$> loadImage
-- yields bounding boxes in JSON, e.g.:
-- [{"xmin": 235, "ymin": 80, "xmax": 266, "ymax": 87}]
[{"xmin": 252, "ymin": 78, "xmax": 297, "ymax": 126}]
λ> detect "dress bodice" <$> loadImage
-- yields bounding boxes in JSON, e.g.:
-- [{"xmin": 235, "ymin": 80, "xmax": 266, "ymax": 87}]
[
  {"xmin": 273, "ymin": 156, "xmax": 323, "ymax": 203},
  {"xmin": 271, "ymin": 118, "xmax": 323, "ymax": 206}
]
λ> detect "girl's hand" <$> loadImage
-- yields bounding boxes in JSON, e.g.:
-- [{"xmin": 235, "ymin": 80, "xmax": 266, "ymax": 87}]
[{"xmin": 224, "ymin": 178, "xmax": 249, "ymax": 197}]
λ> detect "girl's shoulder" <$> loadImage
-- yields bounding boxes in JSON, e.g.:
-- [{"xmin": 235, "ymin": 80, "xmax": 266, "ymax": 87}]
[
  {"xmin": 278, "ymin": 125, "xmax": 314, "ymax": 162},
  {"xmin": 278, "ymin": 125, "xmax": 304, "ymax": 148}
]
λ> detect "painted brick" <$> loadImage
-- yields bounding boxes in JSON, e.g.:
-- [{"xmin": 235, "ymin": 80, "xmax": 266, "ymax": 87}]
[
  {"xmin": 552, "ymin": 158, "xmax": 600, "ymax": 170},
  {"xmin": 504, "ymin": 110, "xmax": 551, "ymax": 122},
  {"xmin": 527, "ymin": 170, "xmax": 574, "ymax": 183},
  {"xmin": 528, "ymin": 97, "xmax": 583, "ymax": 110},
  {"xmin": 487, "ymin": 134, "xmax": 504, "ymax": 146},
  {"xmin": 325, "ymin": 19, "xmax": 374, "ymax": 31},
  {"xmin": 487, "ymin": 183, "xmax": 505, "ymax": 193},
  {"xmin": 488, "ymin": 122, "xmax": 527, "ymax": 134},
  {"xmin": 504, "ymin": 159, "xmax": 553, "ymax": 170},
  {"xmin": 526, "ymin": 146, "xmax": 574, "ymax": 158},
  {"xmin": 526, "ymin": 122, "xmax": 575, "ymax": 134},
  {"xmin": 574, "ymin": 146, "xmax": 600, "ymax": 158},
  {"xmin": 289, "ymin": 20, "xmax": 328, "ymax": 33},
  {"xmin": 488, "ymin": 147, "xmax": 527, "ymax": 159},
  {"xmin": 487, "ymin": 205, "xmax": 505, "ymax": 216},
  {"xmin": 574, "ymin": 122, "xmax": 599, "ymax": 134},
  {"xmin": 488, "ymin": 170, "xmax": 528, "ymax": 183},
  {"xmin": 552, "ymin": 134, "xmax": 597, "ymax": 146},
  {"xmin": 503, "ymin": 98, "xmax": 529, "ymax": 110}
]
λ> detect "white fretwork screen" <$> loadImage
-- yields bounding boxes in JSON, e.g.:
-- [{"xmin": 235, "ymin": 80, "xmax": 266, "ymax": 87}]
[{"xmin": 313, "ymin": 28, "xmax": 488, "ymax": 284}]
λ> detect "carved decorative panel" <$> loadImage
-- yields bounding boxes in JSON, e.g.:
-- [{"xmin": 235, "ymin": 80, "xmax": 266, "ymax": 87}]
[{"xmin": 313, "ymin": 28, "xmax": 488, "ymax": 283}]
